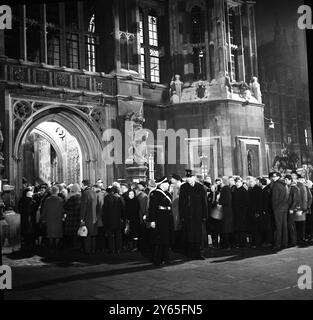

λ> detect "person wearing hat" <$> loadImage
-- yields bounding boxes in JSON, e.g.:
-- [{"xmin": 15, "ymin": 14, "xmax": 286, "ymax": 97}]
[
  {"xmin": 96, "ymin": 179, "xmax": 104, "ymax": 190},
  {"xmin": 147, "ymin": 177, "xmax": 174, "ymax": 266},
  {"xmin": 93, "ymin": 184, "xmax": 107, "ymax": 253},
  {"xmin": 179, "ymin": 169, "xmax": 208, "ymax": 260},
  {"xmin": 294, "ymin": 175, "xmax": 311, "ymax": 246},
  {"xmin": 102, "ymin": 186, "xmax": 125, "ymax": 254},
  {"xmin": 18, "ymin": 188, "xmax": 37, "ymax": 252},
  {"xmin": 80, "ymin": 179, "xmax": 98, "ymax": 253},
  {"xmin": 119, "ymin": 183, "xmax": 130, "ymax": 250},
  {"xmin": 41, "ymin": 185, "xmax": 64, "ymax": 250},
  {"xmin": 271, "ymin": 172, "xmax": 289, "ymax": 250}
]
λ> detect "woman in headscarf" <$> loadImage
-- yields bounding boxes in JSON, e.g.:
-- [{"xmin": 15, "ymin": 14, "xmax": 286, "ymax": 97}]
[
  {"xmin": 125, "ymin": 189, "xmax": 141, "ymax": 251},
  {"xmin": 64, "ymin": 183, "xmax": 81, "ymax": 249},
  {"xmin": 18, "ymin": 188, "xmax": 37, "ymax": 252}
]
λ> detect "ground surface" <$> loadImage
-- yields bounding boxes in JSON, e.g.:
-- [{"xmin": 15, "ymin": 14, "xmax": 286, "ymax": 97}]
[{"xmin": 2, "ymin": 245, "xmax": 313, "ymax": 300}]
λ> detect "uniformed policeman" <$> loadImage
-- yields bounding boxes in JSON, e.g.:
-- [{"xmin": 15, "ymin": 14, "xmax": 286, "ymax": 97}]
[{"xmin": 147, "ymin": 177, "xmax": 174, "ymax": 266}]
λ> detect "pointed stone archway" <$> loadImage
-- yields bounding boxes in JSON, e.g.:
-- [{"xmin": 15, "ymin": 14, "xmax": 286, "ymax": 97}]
[{"xmin": 11, "ymin": 104, "xmax": 106, "ymax": 195}]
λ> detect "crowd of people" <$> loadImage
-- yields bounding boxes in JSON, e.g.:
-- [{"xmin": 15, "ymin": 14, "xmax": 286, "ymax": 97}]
[{"xmin": 18, "ymin": 169, "xmax": 313, "ymax": 266}]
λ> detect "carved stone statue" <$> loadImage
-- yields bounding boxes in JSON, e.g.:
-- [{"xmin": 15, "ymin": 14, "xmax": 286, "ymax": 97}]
[
  {"xmin": 217, "ymin": 71, "xmax": 232, "ymax": 93},
  {"xmin": 250, "ymin": 76, "xmax": 262, "ymax": 103},
  {"xmin": 125, "ymin": 112, "xmax": 149, "ymax": 165},
  {"xmin": 169, "ymin": 74, "xmax": 183, "ymax": 103},
  {"xmin": 272, "ymin": 146, "xmax": 299, "ymax": 173},
  {"xmin": 196, "ymin": 81, "xmax": 206, "ymax": 99}
]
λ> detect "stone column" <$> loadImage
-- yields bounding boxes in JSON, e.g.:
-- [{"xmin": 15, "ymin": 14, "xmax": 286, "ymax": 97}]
[
  {"xmin": 20, "ymin": 5, "xmax": 27, "ymax": 61},
  {"xmin": 113, "ymin": 0, "xmax": 121, "ymax": 73},
  {"xmin": 241, "ymin": 1, "xmax": 258, "ymax": 82},
  {"xmin": 40, "ymin": 4, "xmax": 47, "ymax": 64},
  {"xmin": 213, "ymin": 0, "xmax": 227, "ymax": 77}
]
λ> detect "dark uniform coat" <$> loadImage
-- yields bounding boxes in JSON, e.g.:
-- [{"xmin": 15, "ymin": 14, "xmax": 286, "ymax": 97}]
[
  {"xmin": 147, "ymin": 188, "xmax": 174, "ymax": 245},
  {"xmin": 232, "ymin": 186, "xmax": 249, "ymax": 232},
  {"xmin": 179, "ymin": 182, "xmax": 208, "ymax": 243}
]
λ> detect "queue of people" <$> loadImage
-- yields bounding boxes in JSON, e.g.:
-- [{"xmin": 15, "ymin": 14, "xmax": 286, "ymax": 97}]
[{"xmin": 18, "ymin": 169, "xmax": 313, "ymax": 266}]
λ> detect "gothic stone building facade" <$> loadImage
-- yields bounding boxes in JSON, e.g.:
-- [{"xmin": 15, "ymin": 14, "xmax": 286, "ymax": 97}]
[
  {"xmin": 0, "ymin": 0, "xmax": 293, "ymax": 196},
  {"xmin": 258, "ymin": 19, "xmax": 313, "ymax": 173}
]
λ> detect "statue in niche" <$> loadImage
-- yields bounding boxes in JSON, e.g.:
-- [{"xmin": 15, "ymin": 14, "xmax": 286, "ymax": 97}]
[
  {"xmin": 169, "ymin": 74, "xmax": 183, "ymax": 103},
  {"xmin": 196, "ymin": 81, "xmax": 206, "ymax": 99},
  {"xmin": 125, "ymin": 111, "xmax": 149, "ymax": 166},
  {"xmin": 250, "ymin": 76, "xmax": 262, "ymax": 103},
  {"xmin": 217, "ymin": 71, "xmax": 232, "ymax": 93}
]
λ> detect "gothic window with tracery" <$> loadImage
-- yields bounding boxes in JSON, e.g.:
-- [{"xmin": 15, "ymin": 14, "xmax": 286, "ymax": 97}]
[
  {"xmin": 191, "ymin": 6, "xmax": 206, "ymax": 80},
  {"xmin": 86, "ymin": 14, "xmax": 96, "ymax": 72},
  {"xmin": 119, "ymin": 0, "xmax": 137, "ymax": 72},
  {"xmin": 140, "ymin": 9, "xmax": 160, "ymax": 83},
  {"xmin": 225, "ymin": 3, "xmax": 239, "ymax": 82}
]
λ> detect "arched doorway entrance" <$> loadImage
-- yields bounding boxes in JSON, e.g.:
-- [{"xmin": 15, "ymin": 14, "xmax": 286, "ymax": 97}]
[
  {"xmin": 23, "ymin": 121, "xmax": 83, "ymax": 186},
  {"xmin": 11, "ymin": 103, "xmax": 106, "ymax": 196}
]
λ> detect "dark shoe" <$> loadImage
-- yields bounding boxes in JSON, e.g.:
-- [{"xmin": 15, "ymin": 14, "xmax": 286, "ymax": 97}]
[
  {"xmin": 153, "ymin": 260, "xmax": 162, "ymax": 266},
  {"xmin": 193, "ymin": 255, "xmax": 206, "ymax": 260},
  {"xmin": 298, "ymin": 242, "xmax": 309, "ymax": 248}
]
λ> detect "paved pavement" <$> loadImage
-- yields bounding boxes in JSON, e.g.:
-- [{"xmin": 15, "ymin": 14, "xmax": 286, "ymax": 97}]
[{"xmin": 2, "ymin": 245, "xmax": 313, "ymax": 300}]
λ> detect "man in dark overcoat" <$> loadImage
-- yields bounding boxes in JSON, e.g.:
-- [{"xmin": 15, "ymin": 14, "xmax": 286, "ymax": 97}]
[
  {"xmin": 179, "ymin": 170, "xmax": 208, "ymax": 260},
  {"xmin": 232, "ymin": 177, "xmax": 249, "ymax": 247},
  {"xmin": 147, "ymin": 177, "xmax": 174, "ymax": 266},
  {"xmin": 248, "ymin": 177, "xmax": 262, "ymax": 247},
  {"xmin": 102, "ymin": 186, "xmax": 125, "ymax": 254},
  {"xmin": 271, "ymin": 172, "xmax": 289, "ymax": 249},
  {"xmin": 259, "ymin": 178, "xmax": 274, "ymax": 247}
]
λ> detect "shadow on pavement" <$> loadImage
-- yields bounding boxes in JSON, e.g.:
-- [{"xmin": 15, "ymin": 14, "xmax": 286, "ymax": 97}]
[
  {"xmin": 206, "ymin": 247, "xmax": 280, "ymax": 263},
  {"xmin": 10, "ymin": 258, "xmax": 186, "ymax": 292}
]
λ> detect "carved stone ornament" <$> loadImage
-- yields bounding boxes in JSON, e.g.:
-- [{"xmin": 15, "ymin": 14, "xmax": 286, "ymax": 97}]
[{"xmin": 125, "ymin": 111, "xmax": 149, "ymax": 166}]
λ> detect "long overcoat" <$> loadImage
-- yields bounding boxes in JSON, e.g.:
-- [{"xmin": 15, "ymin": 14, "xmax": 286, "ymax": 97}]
[
  {"xmin": 219, "ymin": 185, "xmax": 233, "ymax": 234},
  {"xmin": 232, "ymin": 186, "xmax": 249, "ymax": 232},
  {"xmin": 179, "ymin": 182, "xmax": 208, "ymax": 243},
  {"xmin": 42, "ymin": 194, "xmax": 64, "ymax": 238},
  {"xmin": 80, "ymin": 187, "xmax": 98, "ymax": 236},
  {"xmin": 102, "ymin": 193, "xmax": 125, "ymax": 232}
]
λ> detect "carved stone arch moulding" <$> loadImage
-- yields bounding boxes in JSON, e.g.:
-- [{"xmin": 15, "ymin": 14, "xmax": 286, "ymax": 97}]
[
  {"xmin": 186, "ymin": 0, "xmax": 206, "ymax": 12},
  {"xmin": 11, "ymin": 99, "xmax": 106, "ymax": 145},
  {"xmin": 138, "ymin": 1, "xmax": 164, "ymax": 17}
]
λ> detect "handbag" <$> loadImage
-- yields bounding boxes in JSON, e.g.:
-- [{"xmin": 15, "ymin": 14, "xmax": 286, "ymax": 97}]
[
  {"xmin": 77, "ymin": 225, "xmax": 88, "ymax": 237},
  {"xmin": 210, "ymin": 204, "xmax": 223, "ymax": 220},
  {"xmin": 296, "ymin": 210, "xmax": 303, "ymax": 217},
  {"xmin": 36, "ymin": 207, "xmax": 41, "ymax": 224}
]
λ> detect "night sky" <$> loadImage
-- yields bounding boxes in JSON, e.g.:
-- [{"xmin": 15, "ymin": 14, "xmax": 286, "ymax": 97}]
[{"xmin": 255, "ymin": 0, "xmax": 308, "ymax": 83}]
